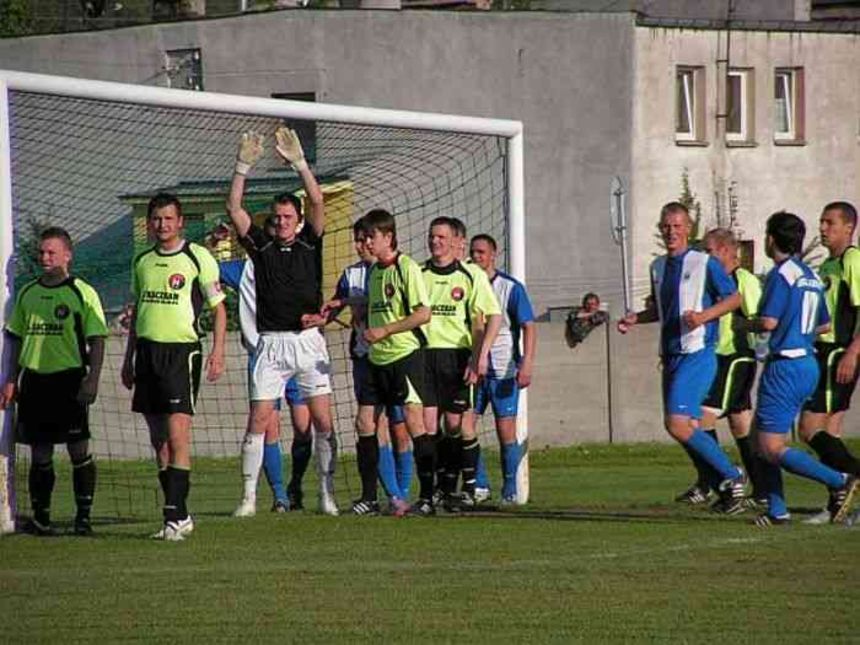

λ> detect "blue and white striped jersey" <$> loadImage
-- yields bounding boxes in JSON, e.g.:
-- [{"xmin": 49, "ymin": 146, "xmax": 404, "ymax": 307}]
[
  {"xmin": 487, "ymin": 270, "xmax": 535, "ymax": 379},
  {"xmin": 334, "ymin": 260, "xmax": 372, "ymax": 359},
  {"xmin": 219, "ymin": 258, "xmax": 259, "ymax": 352}
]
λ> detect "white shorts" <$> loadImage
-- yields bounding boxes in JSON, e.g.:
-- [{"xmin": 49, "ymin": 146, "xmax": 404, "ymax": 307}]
[{"xmin": 250, "ymin": 329, "xmax": 332, "ymax": 401}]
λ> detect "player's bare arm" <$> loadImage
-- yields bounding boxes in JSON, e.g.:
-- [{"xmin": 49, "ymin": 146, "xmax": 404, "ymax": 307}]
[
  {"xmin": 617, "ymin": 296, "xmax": 658, "ymax": 333},
  {"xmin": 77, "ymin": 336, "xmax": 105, "ymax": 405},
  {"xmin": 0, "ymin": 334, "xmax": 21, "ymax": 409},
  {"xmin": 517, "ymin": 320, "xmax": 537, "ymax": 389},
  {"xmin": 206, "ymin": 301, "xmax": 227, "ymax": 382},
  {"xmin": 835, "ymin": 329, "xmax": 860, "ymax": 384},
  {"xmin": 226, "ymin": 131, "xmax": 264, "ymax": 238},
  {"xmin": 364, "ymin": 305, "xmax": 431, "ymax": 344},
  {"xmin": 682, "ymin": 292, "xmax": 742, "ymax": 330},
  {"xmin": 275, "ymin": 127, "xmax": 325, "ymax": 237},
  {"xmin": 121, "ymin": 305, "xmax": 137, "ymax": 390}
]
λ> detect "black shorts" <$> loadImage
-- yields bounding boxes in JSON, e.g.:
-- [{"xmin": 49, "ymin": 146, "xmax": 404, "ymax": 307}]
[
  {"xmin": 132, "ymin": 340, "xmax": 202, "ymax": 416},
  {"xmin": 423, "ymin": 348, "xmax": 472, "ymax": 413},
  {"xmin": 367, "ymin": 350, "xmax": 426, "ymax": 408},
  {"xmin": 702, "ymin": 353, "xmax": 757, "ymax": 416},
  {"xmin": 803, "ymin": 342, "xmax": 859, "ymax": 414},
  {"xmin": 17, "ymin": 368, "xmax": 90, "ymax": 445}
]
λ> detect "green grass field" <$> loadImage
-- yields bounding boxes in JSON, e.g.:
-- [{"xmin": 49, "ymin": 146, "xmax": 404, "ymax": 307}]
[{"xmin": 2, "ymin": 442, "xmax": 858, "ymax": 642}]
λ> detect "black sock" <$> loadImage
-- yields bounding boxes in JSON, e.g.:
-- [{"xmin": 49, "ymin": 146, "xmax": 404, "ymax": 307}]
[
  {"xmin": 164, "ymin": 466, "xmax": 190, "ymax": 523},
  {"xmin": 461, "ymin": 438, "xmax": 480, "ymax": 495},
  {"xmin": 734, "ymin": 436, "xmax": 764, "ymax": 498},
  {"xmin": 413, "ymin": 434, "xmax": 436, "ymax": 502},
  {"xmin": 435, "ymin": 433, "xmax": 454, "ymax": 493},
  {"xmin": 29, "ymin": 461, "xmax": 55, "ymax": 524},
  {"xmin": 289, "ymin": 437, "xmax": 313, "ymax": 491},
  {"xmin": 441, "ymin": 434, "xmax": 462, "ymax": 495},
  {"xmin": 809, "ymin": 431, "xmax": 860, "ymax": 475},
  {"xmin": 356, "ymin": 435, "xmax": 379, "ymax": 502},
  {"xmin": 158, "ymin": 469, "xmax": 169, "ymax": 501},
  {"xmin": 72, "ymin": 455, "xmax": 96, "ymax": 521}
]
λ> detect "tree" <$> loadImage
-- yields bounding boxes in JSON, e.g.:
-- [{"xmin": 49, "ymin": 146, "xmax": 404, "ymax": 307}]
[
  {"xmin": 0, "ymin": 0, "xmax": 34, "ymax": 37},
  {"xmin": 654, "ymin": 167, "xmax": 703, "ymax": 253}
]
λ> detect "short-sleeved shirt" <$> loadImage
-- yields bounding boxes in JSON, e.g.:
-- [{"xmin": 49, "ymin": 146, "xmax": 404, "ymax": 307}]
[
  {"xmin": 132, "ymin": 241, "xmax": 225, "ymax": 344},
  {"xmin": 487, "ymin": 270, "xmax": 535, "ymax": 379},
  {"xmin": 650, "ymin": 249, "xmax": 737, "ymax": 356},
  {"xmin": 334, "ymin": 260, "xmax": 372, "ymax": 359},
  {"xmin": 6, "ymin": 277, "xmax": 108, "ymax": 374},
  {"xmin": 818, "ymin": 246, "xmax": 860, "ymax": 347},
  {"xmin": 241, "ymin": 224, "xmax": 323, "ymax": 333},
  {"xmin": 760, "ymin": 257, "xmax": 829, "ymax": 358},
  {"xmin": 367, "ymin": 252, "xmax": 429, "ymax": 366},
  {"xmin": 715, "ymin": 266, "xmax": 761, "ymax": 356},
  {"xmin": 219, "ymin": 258, "xmax": 258, "ymax": 352},
  {"xmin": 421, "ymin": 259, "xmax": 501, "ymax": 351}
]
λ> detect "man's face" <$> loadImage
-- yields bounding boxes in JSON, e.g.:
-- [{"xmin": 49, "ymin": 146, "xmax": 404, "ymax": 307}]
[
  {"xmin": 39, "ymin": 237, "xmax": 71, "ymax": 275},
  {"xmin": 469, "ymin": 239, "xmax": 496, "ymax": 272},
  {"xmin": 660, "ymin": 212, "xmax": 691, "ymax": 255},
  {"xmin": 271, "ymin": 202, "xmax": 300, "ymax": 242},
  {"xmin": 583, "ymin": 296, "xmax": 600, "ymax": 313},
  {"xmin": 819, "ymin": 208, "xmax": 854, "ymax": 252},
  {"xmin": 149, "ymin": 204, "xmax": 183, "ymax": 246},
  {"xmin": 453, "ymin": 233, "xmax": 467, "ymax": 261},
  {"xmin": 354, "ymin": 235, "xmax": 375, "ymax": 263},
  {"xmin": 365, "ymin": 228, "xmax": 393, "ymax": 257},
  {"xmin": 428, "ymin": 224, "xmax": 454, "ymax": 262},
  {"xmin": 703, "ymin": 237, "xmax": 735, "ymax": 272}
]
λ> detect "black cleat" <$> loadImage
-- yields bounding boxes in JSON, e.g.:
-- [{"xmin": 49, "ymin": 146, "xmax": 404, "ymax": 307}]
[
  {"xmin": 286, "ymin": 486, "xmax": 304, "ymax": 511},
  {"xmin": 22, "ymin": 517, "xmax": 55, "ymax": 536},
  {"xmin": 753, "ymin": 513, "xmax": 790, "ymax": 527},
  {"xmin": 715, "ymin": 472, "xmax": 747, "ymax": 515},
  {"xmin": 351, "ymin": 499, "xmax": 380, "ymax": 516},
  {"xmin": 829, "ymin": 475, "xmax": 859, "ymax": 524},
  {"xmin": 410, "ymin": 498, "xmax": 436, "ymax": 517},
  {"xmin": 73, "ymin": 516, "xmax": 94, "ymax": 536},
  {"xmin": 674, "ymin": 484, "xmax": 713, "ymax": 505},
  {"xmin": 271, "ymin": 499, "xmax": 290, "ymax": 513}
]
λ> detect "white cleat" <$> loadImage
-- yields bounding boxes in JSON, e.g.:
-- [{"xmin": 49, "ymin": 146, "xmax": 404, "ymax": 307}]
[
  {"xmin": 233, "ymin": 498, "xmax": 257, "ymax": 518},
  {"xmin": 318, "ymin": 491, "xmax": 339, "ymax": 516},
  {"xmin": 474, "ymin": 487, "xmax": 491, "ymax": 503},
  {"xmin": 802, "ymin": 508, "xmax": 831, "ymax": 525},
  {"xmin": 150, "ymin": 516, "xmax": 195, "ymax": 540}
]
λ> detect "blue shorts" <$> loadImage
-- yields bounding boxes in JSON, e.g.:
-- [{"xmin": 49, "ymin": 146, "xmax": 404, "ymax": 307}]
[
  {"xmin": 474, "ymin": 377, "xmax": 520, "ymax": 418},
  {"xmin": 755, "ymin": 356, "xmax": 819, "ymax": 434},
  {"xmin": 662, "ymin": 349, "xmax": 717, "ymax": 419},
  {"xmin": 247, "ymin": 352, "xmax": 305, "ymax": 409},
  {"xmin": 352, "ymin": 356, "xmax": 405, "ymax": 424}
]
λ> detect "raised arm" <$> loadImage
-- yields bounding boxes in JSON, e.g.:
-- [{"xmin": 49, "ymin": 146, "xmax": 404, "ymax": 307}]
[
  {"xmin": 226, "ymin": 131, "xmax": 265, "ymax": 238},
  {"xmin": 275, "ymin": 127, "xmax": 325, "ymax": 237}
]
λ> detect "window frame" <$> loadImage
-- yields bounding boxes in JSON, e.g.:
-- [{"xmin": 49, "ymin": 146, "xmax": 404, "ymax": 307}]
[
  {"xmin": 726, "ymin": 68, "xmax": 755, "ymax": 144},
  {"xmin": 675, "ymin": 66, "xmax": 707, "ymax": 145},
  {"xmin": 774, "ymin": 67, "xmax": 805, "ymax": 144}
]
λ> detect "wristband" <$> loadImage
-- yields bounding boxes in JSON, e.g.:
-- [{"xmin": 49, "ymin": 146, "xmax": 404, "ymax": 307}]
[
  {"xmin": 235, "ymin": 161, "xmax": 251, "ymax": 176},
  {"xmin": 291, "ymin": 159, "xmax": 308, "ymax": 173}
]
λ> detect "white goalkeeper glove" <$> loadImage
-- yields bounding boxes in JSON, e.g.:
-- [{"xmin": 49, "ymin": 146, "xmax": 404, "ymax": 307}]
[
  {"xmin": 274, "ymin": 126, "xmax": 308, "ymax": 173},
  {"xmin": 235, "ymin": 131, "xmax": 264, "ymax": 176}
]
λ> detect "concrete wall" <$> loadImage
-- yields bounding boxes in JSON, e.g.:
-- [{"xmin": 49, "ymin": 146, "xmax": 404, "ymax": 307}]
[
  {"xmin": 0, "ymin": 10, "xmax": 635, "ymax": 315},
  {"xmin": 630, "ymin": 26, "xmax": 860, "ymax": 305}
]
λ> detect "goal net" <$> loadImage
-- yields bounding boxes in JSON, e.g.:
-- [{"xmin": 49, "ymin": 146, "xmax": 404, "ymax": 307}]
[{"xmin": 0, "ymin": 71, "xmax": 525, "ymax": 531}]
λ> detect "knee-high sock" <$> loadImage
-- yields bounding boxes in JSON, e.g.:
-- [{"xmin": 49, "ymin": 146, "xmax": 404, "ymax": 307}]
[
  {"xmin": 240, "ymin": 432, "xmax": 265, "ymax": 502},
  {"xmin": 289, "ymin": 435, "xmax": 313, "ymax": 492},
  {"xmin": 808, "ymin": 431, "xmax": 860, "ymax": 476},
  {"xmin": 315, "ymin": 429, "xmax": 337, "ymax": 495},
  {"xmin": 377, "ymin": 443, "xmax": 402, "ymax": 500},
  {"xmin": 682, "ymin": 428, "xmax": 720, "ymax": 489},
  {"xmin": 158, "ymin": 468, "xmax": 169, "ymax": 502},
  {"xmin": 262, "ymin": 441, "xmax": 287, "ymax": 502},
  {"xmin": 395, "ymin": 449, "xmax": 413, "ymax": 499},
  {"xmin": 461, "ymin": 437, "xmax": 480, "ymax": 495},
  {"xmin": 413, "ymin": 434, "xmax": 436, "ymax": 502},
  {"xmin": 684, "ymin": 430, "xmax": 740, "ymax": 482},
  {"xmin": 734, "ymin": 435, "xmax": 766, "ymax": 498},
  {"xmin": 501, "ymin": 441, "xmax": 522, "ymax": 499},
  {"xmin": 164, "ymin": 466, "xmax": 190, "ymax": 522},
  {"xmin": 71, "ymin": 455, "xmax": 96, "ymax": 520},
  {"xmin": 760, "ymin": 459, "xmax": 788, "ymax": 518},
  {"xmin": 780, "ymin": 448, "xmax": 844, "ymax": 489},
  {"xmin": 476, "ymin": 451, "xmax": 490, "ymax": 489},
  {"xmin": 29, "ymin": 461, "xmax": 55, "ymax": 523},
  {"xmin": 356, "ymin": 435, "xmax": 379, "ymax": 502},
  {"xmin": 436, "ymin": 433, "xmax": 459, "ymax": 494}
]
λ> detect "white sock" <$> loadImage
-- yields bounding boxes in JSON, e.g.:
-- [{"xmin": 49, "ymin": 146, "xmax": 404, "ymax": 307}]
[
  {"xmin": 240, "ymin": 432, "xmax": 265, "ymax": 501},
  {"xmin": 315, "ymin": 430, "xmax": 337, "ymax": 495}
]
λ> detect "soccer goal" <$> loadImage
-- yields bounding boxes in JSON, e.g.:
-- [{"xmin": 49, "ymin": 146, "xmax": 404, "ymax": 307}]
[{"xmin": 0, "ymin": 70, "xmax": 526, "ymax": 532}]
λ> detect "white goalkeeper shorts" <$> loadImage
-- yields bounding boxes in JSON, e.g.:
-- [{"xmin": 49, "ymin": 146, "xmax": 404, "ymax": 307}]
[{"xmin": 250, "ymin": 329, "xmax": 332, "ymax": 401}]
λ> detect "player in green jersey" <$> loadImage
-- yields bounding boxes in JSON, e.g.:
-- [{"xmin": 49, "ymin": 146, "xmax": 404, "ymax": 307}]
[
  {"xmin": 799, "ymin": 201, "xmax": 860, "ymax": 524},
  {"xmin": 121, "ymin": 193, "xmax": 227, "ymax": 541},
  {"xmin": 423, "ymin": 216, "xmax": 501, "ymax": 510},
  {"xmin": 1, "ymin": 227, "xmax": 108, "ymax": 536}
]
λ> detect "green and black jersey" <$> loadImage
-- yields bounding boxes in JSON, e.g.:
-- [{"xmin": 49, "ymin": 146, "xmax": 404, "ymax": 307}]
[
  {"xmin": 367, "ymin": 252, "xmax": 430, "ymax": 366},
  {"xmin": 421, "ymin": 259, "xmax": 501, "ymax": 350},
  {"xmin": 715, "ymin": 266, "xmax": 761, "ymax": 356},
  {"xmin": 132, "ymin": 241, "xmax": 225, "ymax": 344},
  {"xmin": 6, "ymin": 277, "xmax": 108, "ymax": 374},
  {"xmin": 818, "ymin": 246, "xmax": 860, "ymax": 347}
]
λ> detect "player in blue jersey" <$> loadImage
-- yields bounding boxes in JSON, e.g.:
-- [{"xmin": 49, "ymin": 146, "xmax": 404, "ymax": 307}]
[
  {"xmin": 208, "ymin": 219, "xmax": 314, "ymax": 516},
  {"xmin": 618, "ymin": 202, "xmax": 748, "ymax": 513},
  {"xmin": 745, "ymin": 211, "xmax": 858, "ymax": 526},
  {"xmin": 469, "ymin": 233, "xmax": 536, "ymax": 505}
]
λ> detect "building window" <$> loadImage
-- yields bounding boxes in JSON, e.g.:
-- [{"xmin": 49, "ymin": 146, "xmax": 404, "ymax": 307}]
[
  {"xmin": 774, "ymin": 68, "xmax": 805, "ymax": 144},
  {"xmin": 726, "ymin": 68, "xmax": 755, "ymax": 143},
  {"xmin": 164, "ymin": 48, "xmax": 203, "ymax": 91},
  {"xmin": 676, "ymin": 66, "xmax": 706, "ymax": 144}
]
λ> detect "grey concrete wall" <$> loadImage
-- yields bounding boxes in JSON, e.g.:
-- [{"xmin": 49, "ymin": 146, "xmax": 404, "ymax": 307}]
[{"xmin": 0, "ymin": 10, "xmax": 636, "ymax": 315}]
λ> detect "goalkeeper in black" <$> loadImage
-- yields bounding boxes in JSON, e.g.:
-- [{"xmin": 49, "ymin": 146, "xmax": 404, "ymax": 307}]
[{"xmin": 1, "ymin": 227, "xmax": 108, "ymax": 536}]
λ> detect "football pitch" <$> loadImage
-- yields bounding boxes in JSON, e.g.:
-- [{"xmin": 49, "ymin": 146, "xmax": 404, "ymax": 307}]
[{"xmin": 2, "ymin": 442, "xmax": 858, "ymax": 642}]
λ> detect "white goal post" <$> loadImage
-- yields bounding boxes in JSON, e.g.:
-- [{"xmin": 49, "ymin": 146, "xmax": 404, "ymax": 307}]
[{"xmin": 0, "ymin": 71, "xmax": 527, "ymax": 533}]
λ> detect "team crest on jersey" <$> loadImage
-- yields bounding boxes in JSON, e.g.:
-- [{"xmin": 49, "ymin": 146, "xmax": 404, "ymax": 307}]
[
  {"xmin": 54, "ymin": 304, "xmax": 70, "ymax": 320},
  {"xmin": 451, "ymin": 286, "xmax": 465, "ymax": 301},
  {"xmin": 385, "ymin": 283, "xmax": 396, "ymax": 298},
  {"xmin": 168, "ymin": 273, "xmax": 186, "ymax": 290},
  {"xmin": 682, "ymin": 272, "xmax": 691, "ymax": 281}
]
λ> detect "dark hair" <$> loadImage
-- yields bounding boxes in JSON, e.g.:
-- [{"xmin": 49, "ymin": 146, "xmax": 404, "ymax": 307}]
[
  {"xmin": 659, "ymin": 201, "xmax": 691, "ymax": 223},
  {"xmin": 449, "ymin": 217, "xmax": 467, "ymax": 238},
  {"xmin": 823, "ymin": 201, "xmax": 857, "ymax": 230},
  {"xmin": 766, "ymin": 211, "xmax": 806, "ymax": 255},
  {"xmin": 147, "ymin": 192, "xmax": 183, "ymax": 220},
  {"xmin": 273, "ymin": 192, "xmax": 303, "ymax": 220},
  {"xmin": 40, "ymin": 226, "xmax": 73, "ymax": 251},
  {"xmin": 429, "ymin": 216, "xmax": 454, "ymax": 232},
  {"xmin": 363, "ymin": 209, "xmax": 398, "ymax": 250},
  {"xmin": 582, "ymin": 292, "xmax": 600, "ymax": 307},
  {"xmin": 352, "ymin": 216, "xmax": 371, "ymax": 240},
  {"xmin": 470, "ymin": 233, "xmax": 497, "ymax": 252}
]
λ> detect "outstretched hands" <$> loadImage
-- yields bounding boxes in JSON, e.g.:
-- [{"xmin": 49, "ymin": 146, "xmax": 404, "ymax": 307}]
[
  {"xmin": 274, "ymin": 127, "xmax": 308, "ymax": 172},
  {"xmin": 235, "ymin": 131, "xmax": 264, "ymax": 176}
]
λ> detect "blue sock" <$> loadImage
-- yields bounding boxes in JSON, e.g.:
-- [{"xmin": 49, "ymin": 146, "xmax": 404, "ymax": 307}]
[
  {"xmin": 684, "ymin": 430, "xmax": 740, "ymax": 482},
  {"xmin": 681, "ymin": 440, "xmax": 721, "ymax": 490},
  {"xmin": 501, "ymin": 441, "xmax": 521, "ymax": 500},
  {"xmin": 263, "ymin": 442, "xmax": 287, "ymax": 503},
  {"xmin": 377, "ymin": 444, "xmax": 402, "ymax": 500},
  {"xmin": 760, "ymin": 459, "xmax": 788, "ymax": 518},
  {"xmin": 780, "ymin": 448, "xmax": 844, "ymax": 489},
  {"xmin": 475, "ymin": 451, "xmax": 490, "ymax": 489},
  {"xmin": 395, "ymin": 449, "xmax": 412, "ymax": 499}
]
